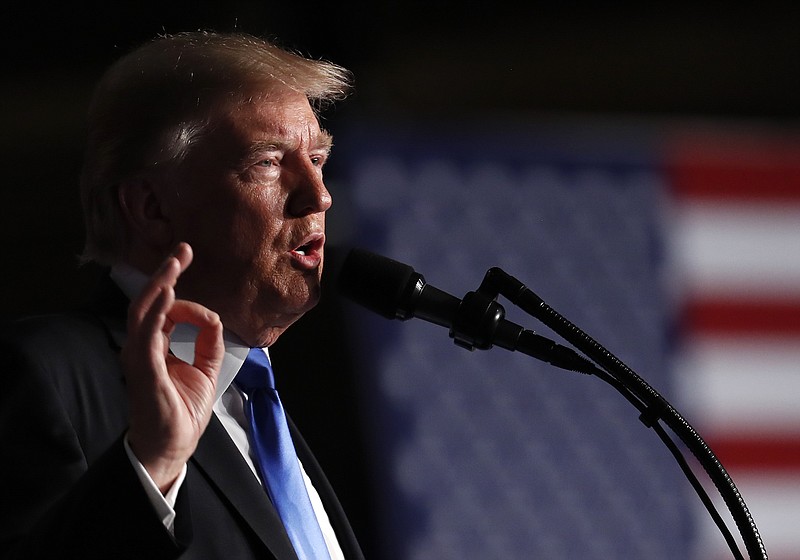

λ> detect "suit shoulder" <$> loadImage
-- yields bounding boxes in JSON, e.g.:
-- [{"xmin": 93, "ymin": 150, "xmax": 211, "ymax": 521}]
[
  {"xmin": 0, "ymin": 311, "xmax": 123, "ymax": 397},
  {"xmin": 0, "ymin": 311, "xmax": 128, "ymax": 458},
  {"xmin": 1, "ymin": 311, "xmax": 116, "ymax": 356}
]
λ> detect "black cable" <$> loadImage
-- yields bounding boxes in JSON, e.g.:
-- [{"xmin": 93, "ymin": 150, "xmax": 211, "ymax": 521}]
[
  {"xmin": 583, "ymin": 362, "xmax": 744, "ymax": 559},
  {"xmin": 649, "ymin": 420, "xmax": 744, "ymax": 560}
]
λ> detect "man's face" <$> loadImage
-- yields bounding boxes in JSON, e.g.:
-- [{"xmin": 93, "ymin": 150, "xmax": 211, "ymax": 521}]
[{"xmin": 160, "ymin": 88, "xmax": 333, "ymax": 347}]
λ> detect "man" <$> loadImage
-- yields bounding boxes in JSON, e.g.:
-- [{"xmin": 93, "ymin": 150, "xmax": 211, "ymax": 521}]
[{"xmin": 0, "ymin": 31, "xmax": 364, "ymax": 559}]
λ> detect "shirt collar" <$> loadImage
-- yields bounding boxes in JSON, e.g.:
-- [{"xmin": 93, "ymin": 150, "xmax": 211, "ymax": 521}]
[{"xmin": 110, "ymin": 263, "xmax": 263, "ymax": 402}]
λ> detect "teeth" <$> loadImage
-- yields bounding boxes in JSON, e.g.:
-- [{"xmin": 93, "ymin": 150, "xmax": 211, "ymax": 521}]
[{"xmin": 297, "ymin": 250, "xmax": 306, "ymax": 256}]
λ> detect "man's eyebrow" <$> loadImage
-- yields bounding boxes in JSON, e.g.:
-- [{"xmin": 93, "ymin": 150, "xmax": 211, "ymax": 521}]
[
  {"xmin": 315, "ymin": 130, "xmax": 334, "ymax": 152},
  {"xmin": 247, "ymin": 131, "xmax": 334, "ymax": 155}
]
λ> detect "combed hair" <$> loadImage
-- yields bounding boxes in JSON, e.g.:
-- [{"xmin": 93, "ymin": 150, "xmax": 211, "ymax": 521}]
[{"xmin": 80, "ymin": 31, "xmax": 353, "ymax": 265}]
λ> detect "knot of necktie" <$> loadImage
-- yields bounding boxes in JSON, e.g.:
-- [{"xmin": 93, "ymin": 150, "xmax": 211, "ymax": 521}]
[{"xmin": 236, "ymin": 347, "xmax": 276, "ymax": 392}]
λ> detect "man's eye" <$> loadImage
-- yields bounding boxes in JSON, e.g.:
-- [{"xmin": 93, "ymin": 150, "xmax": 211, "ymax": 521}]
[
  {"xmin": 311, "ymin": 156, "xmax": 326, "ymax": 167},
  {"xmin": 258, "ymin": 159, "xmax": 275, "ymax": 167}
]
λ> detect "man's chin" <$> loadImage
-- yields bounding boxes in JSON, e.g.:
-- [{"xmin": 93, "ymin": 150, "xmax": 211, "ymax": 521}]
[{"xmin": 276, "ymin": 284, "xmax": 322, "ymax": 324}]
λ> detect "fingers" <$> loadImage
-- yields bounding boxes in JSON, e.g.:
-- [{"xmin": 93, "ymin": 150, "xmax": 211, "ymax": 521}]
[
  {"xmin": 128, "ymin": 243, "xmax": 192, "ymax": 329},
  {"xmin": 171, "ymin": 241, "xmax": 193, "ymax": 275},
  {"xmin": 124, "ymin": 241, "xmax": 224, "ymax": 382}
]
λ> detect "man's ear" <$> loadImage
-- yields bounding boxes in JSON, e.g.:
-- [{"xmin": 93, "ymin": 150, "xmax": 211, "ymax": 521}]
[{"xmin": 118, "ymin": 178, "xmax": 174, "ymax": 248}]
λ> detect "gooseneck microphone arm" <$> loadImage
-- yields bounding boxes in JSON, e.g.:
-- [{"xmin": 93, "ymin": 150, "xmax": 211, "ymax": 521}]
[
  {"xmin": 338, "ymin": 249, "xmax": 768, "ymax": 560},
  {"xmin": 478, "ymin": 267, "xmax": 767, "ymax": 560}
]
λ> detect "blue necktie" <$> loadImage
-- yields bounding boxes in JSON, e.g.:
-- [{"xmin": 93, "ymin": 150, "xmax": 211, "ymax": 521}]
[{"xmin": 235, "ymin": 348, "xmax": 331, "ymax": 560}]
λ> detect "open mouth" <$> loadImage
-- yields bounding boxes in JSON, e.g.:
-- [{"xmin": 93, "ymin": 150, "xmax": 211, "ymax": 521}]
[{"xmin": 293, "ymin": 235, "xmax": 323, "ymax": 256}]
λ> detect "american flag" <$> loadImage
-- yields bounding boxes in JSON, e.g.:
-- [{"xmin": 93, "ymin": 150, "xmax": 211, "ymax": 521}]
[
  {"xmin": 666, "ymin": 125, "xmax": 800, "ymax": 560},
  {"xmin": 335, "ymin": 117, "xmax": 797, "ymax": 559}
]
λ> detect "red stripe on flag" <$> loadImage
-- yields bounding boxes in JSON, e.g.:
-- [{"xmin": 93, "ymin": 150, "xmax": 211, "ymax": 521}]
[
  {"xmin": 707, "ymin": 435, "xmax": 800, "ymax": 472},
  {"xmin": 682, "ymin": 299, "xmax": 800, "ymax": 336},
  {"xmin": 665, "ymin": 131, "xmax": 800, "ymax": 202}
]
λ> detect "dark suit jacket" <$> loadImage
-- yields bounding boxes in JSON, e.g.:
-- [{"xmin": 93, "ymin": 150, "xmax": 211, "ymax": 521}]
[{"xmin": 0, "ymin": 277, "xmax": 365, "ymax": 559}]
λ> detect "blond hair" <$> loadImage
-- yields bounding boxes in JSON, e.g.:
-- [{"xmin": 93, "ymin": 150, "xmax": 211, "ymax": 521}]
[{"xmin": 80, "ymin": 31, "xmax": 353, "ymax": 264}]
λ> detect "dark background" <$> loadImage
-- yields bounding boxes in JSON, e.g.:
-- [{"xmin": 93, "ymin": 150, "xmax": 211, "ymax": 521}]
[
  {"xmin": 3, "ymin": 2, "xmax": 799, "ymax": 317},
  {"xmin": 2, "ymin": 3, "xmax": 798, "ymax": 557}
]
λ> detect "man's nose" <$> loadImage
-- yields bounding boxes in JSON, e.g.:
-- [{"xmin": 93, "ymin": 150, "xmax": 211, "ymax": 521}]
[{"xmin": 287, "ymin": 161, "xmax": 333, "ymax": 217}]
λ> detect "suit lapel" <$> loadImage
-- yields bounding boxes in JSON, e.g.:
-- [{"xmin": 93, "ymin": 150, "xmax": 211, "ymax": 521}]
[
  {"xmin": 289, "ymin": 417, "xmax": 364, "ymax": 560},
  {"xmin": 191, "ymin": 414, "xmax": 299, "ymax": 559}
]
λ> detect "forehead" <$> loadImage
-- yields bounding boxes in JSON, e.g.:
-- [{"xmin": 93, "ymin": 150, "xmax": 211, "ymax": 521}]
[{"xmin": 210, "ymin": 89, "xmax": 329, "ymax": 150}]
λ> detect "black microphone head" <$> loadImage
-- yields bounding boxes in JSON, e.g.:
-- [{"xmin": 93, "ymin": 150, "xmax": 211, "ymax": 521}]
[{"xmin": 336, "ymin": 248, "xmax": 423, "ymax": 320}]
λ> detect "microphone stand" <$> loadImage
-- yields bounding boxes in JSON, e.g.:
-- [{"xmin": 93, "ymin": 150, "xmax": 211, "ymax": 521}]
[{"xmin": 448, "ymin": 267, "xmax": 768, "ymax": 560}]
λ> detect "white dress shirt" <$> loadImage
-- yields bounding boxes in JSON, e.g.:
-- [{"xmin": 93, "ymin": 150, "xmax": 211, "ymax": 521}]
[{"xmin": 111, "ymin": 264, "xmax": 343, "ymax": 559}]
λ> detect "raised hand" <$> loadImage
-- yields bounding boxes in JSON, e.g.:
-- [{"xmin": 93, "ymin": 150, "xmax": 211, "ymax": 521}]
[{"xmin": 122, "ymin": 242, "xmax": 224, "ymax": 493}]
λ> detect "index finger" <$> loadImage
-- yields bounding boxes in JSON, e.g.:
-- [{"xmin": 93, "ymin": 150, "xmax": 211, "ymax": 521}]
[
  {"xmin": 139, "ymin": 243, "xmax": 193, "ymax": 308},
  {"xmin": 126, "ymin": 242, "xmax": 194, "ymax": 336}
]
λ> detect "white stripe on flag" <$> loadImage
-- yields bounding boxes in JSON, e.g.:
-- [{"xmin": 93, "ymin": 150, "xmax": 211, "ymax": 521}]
[
  {"xmin": 668, "ymin": 202, "xmax": 800, "ymax": 297},
  {"xmin": 675, "ymin": 336, "xmax": 800, "ymax": 435}
]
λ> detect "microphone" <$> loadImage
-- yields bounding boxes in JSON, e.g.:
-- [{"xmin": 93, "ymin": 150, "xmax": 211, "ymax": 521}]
[{"xmin": 337, "ymin": 248, "xmax": 595, "ymax": 374}]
